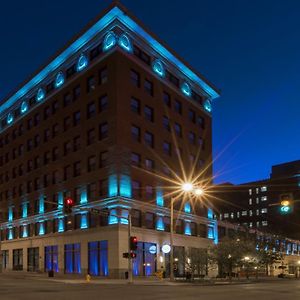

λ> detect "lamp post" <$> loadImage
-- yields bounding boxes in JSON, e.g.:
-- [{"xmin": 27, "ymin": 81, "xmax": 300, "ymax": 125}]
[{"xmin": 169, "ymin": 183, "xmax": 203, "ymax": 281}]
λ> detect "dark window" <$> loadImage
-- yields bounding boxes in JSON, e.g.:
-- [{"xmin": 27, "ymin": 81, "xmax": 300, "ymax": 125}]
[
  {"xmin": 145, "ymin": 158, "xmax": 154, "ymax": 170},
  {"xmin": 99, "ymin": 95, "xmax": 108, "ymax": 112},
  {"xmin": 99, "ymin": 122, "xmax": 108, "ymax": 140},
  {"xmin": 145, "ymin": 185, "xmax": 154, "ymax": 200},
  {"xmin": 189, "ymin": 109, "xmax": 196, "ymax": 123},
  {"xmin": 144, "ymin": 105, "xmax": 154, "ymax": 122},
  {"xmin": 73, "ymin": 161, "xmax": 81, "ymax": 177},
  {"xmin": 66, "ymin": 64, "xmax": 76, "ymax": 78},
  {"xmin": 99, "ymin": 179, "xmax": 108, "ymax": 196},
  {"xmin": 133, "ymin": 45, "xmax": 151, "ymax": 65},
  {"xmin": 163, "ymin": 141, "xmax": 171, "ymax": 156},
  {"xmin": 52, "ymin": 147, "xmax": 59, "ymax": 161},
  {"xmin": 166, "ymin": 71, "xmax": 179, "ymax": 87},
  {"xmin": 99, "ymin": 67, "xmax": 108, "ymax": 85},
  {"xmin": 89, "ymin": 43, "xmax": 102, "ymax": 61},
  {"xmin": 73, "ymin": 85, "xmax": 81, "ymax": 100},
  {"xmin": 52, "ymin": 123, "xmax": 59, "ymax": 137},
  {"xmin": 73, "ymin": 136, "xmax": 80, "ymax": 151},
  {"xmin": 131, "ymin": 152, "xmax": 141, "ymax": 167},
  {"xmin": 131, "ymin": 125, "xmax": 140, "ymax": 142},
  {"xmin": 174, "ymin": 100, "xmax": 182, "ymax": 114},
  {"xmin": 64, "ymin": 141, "xmax": 72, "ymax": 156},
  {"xmin": 44, "ymin": 129, "xmax": 51, "ymax": 142},
  {"xmin": 99, "ymin": 151, "xmax": 108, "ymax": 168},
  {"xmin": 87, "ymin": 76, "xmax": 96, "ymax": 93},
  {"xmin": 132, "ymin": 180, "xmax": 141, "ymax": 199},
  {"xmin": 34, "ymin": 113, "xmax": 40, "ymax": 126},
  {"xmin": 52, "ymin": 100, "xmax": 59, "ymax": 113},
  {"xmin": 63, "ymin": 93, "xmax": 73, "ymax": 107},
  {"xmin": 189, "ymin": 132, "xmax": 196, "ymax": 144},
  {"xmin": 144, "ymin": 79, "xmax": 153, "ymax": 96},
  {"xmin": 197, "ymin": 116, "xmax": 205, "ymax": 129},
  {"xmin": 87, "ymin": 156, "xmax": 96, "ymax": 172},
  {"xmin": 87, "ymin": 102, "xmax": 96, "ymax": 119},
  {"xmin": 145, "ymin": 212, "xmax": 155, "ymax": 229},
  {"xmin": 64, "ymin": 116, "xmax": 72, "ymax": 131},
  {"xmin": 130, "ymin": 69, "xmax": 140, "ymax": 87},
  {"xmin": 130, "ymin": 97, "xmax": 140, "ymax": 114},
  {"xmin": 174, "ymin": 123, "xmax": 182, "ymax": 137},
  {"xmin": 46, "ymin": 81, "xmax": 54, "ymax": 94},
  {"xmin": 163, "ymin": 116, "xmax": 170, "ymax": 131},
  {"xmin": 192, "ymin": 91, "xmax": 203, "ymax": 104},
  {"xmin": 87, "ymin": 129, "xmax": 96, "ymax": 145},
  {"xmin": 163, "ymin": 92, "xmax": 171, "ymax": 107},
  {"xmin": 73, "ymin": 111, "xmax": 81, "ymax": 126},
  {"xmin": 145, "ymin": 131, "xmax": 154, "ymax": 148},
  {"xmin": 64, "ymin": 165, "xmax": 71, "ymax": 181},
  {"xmin": 87, "ymin": 182, "xmax": 97, "ymax": 201}
]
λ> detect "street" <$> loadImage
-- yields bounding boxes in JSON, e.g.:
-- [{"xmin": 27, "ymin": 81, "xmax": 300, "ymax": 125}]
[{"xmin": 0, "ymin": 275, "xmax": 300, "ymax": 300}]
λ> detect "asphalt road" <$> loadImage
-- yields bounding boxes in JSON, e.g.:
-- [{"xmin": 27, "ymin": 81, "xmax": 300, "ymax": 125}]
[{"xmin": 1, "ymin": 275, "xmax": 300, "ymax": 300}]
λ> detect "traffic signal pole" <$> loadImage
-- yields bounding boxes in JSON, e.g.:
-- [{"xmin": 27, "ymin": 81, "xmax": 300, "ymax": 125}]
[{"xmin": 127, "ymin": 213, "xmax": 133, "ymax": 284}]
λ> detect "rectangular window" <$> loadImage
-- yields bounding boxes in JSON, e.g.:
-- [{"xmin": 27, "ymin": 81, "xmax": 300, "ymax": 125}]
[
  {"xmin": 130, "ymin": 97, "xmax": 140, "ymax": 114},
  {"xmin": 174, "ymin": 123, "xmax": 182, "ymax": 137},
  {"xmin": 99, "ymin": 95, "xmax": 108, "ymax": 112},
  {"xmin": 64, "ymin": 243, "xmax": 81, "ymax": 274},
  {"xmin": 163, "ymin": 141, "xmax": 171, "ymax": 156},
  {"xmin": 45, "ymin": 245, "xmax": 58, "ymax": 273},
  {"xmin": 87, "ymin": 129, "xmax": 96, "ymax": 145},
  {"xmin": 88, "ymin": 241, "xmax": 108, "ymax": 276},
  {"xmin": 99, "ymin": 67, "xmax": 108, "ymax": 85},
  {"xmin": 144, "ymin": 105, "xmax": 154, "ymax": 122},
  {"xmin": 99, "ymin": 122, "xmax": 108, "ymax": 140},
  {"xmin": 131, "ymin": 152, "xmax": 141, "ymax": 167},
  {"xmin": 27, "ymin": 247, "xmax": 39, "ymax": 272},
  {"xmin": 87, "ymin": 76, "xmax": 96, "ymax": 93},
  {"xmin": 87, "ymin": 182, "xmax": 97, "ymax": 201},
  {"xmin": 145, "ymin": 158, "xmax": 154, "ymax": 170},
  {"xmin": 13, "ymin": 249, "xmax": 23, "ymax": 271},
  {"xmin": 73, "ymin": 161, "xmax": 81, "ymax": 177},
  {"xmin": 88, "ymin": 156, "xmax": 96, "ymax": 172},
  {"xmin": 132, "ymin": 180, "xmax": 141, "ymax": 199},
  {"xmin": 73, "ymin": 111, "xmax": 81, "ymax": 126},
  {"xmin": 163, "ymin": 116, "xmax": 170, "ymax": 131},
  {"xmin": 130, "ymin": 69, "xmax": 140, "ymax": 87},
  {"xmin": 131, "ymin": 125, "xmax": 140, "ymax": 142},
  {"xmin": 63, "ymin": 93, "xmax": 73, "ymax": 107},
  {"xmin": 163, "ymin": 92, "xmax": 171, "ymax": 107},
  {"xmin": 174, "ymin": 100, "xmax": 182, "ymax": 114},
  {"xmin": 144, "ymin": 79, "xmax": 153, "ymax": 96},
  {"xmin": 145, "ymin": 131, "xmax": 154, "ymax": 148},
  {"xmin": 189, "ymin": 131, "xmax": 196, "ymax": 144},
  {"xmin": 99, "ymin": 151, "xmax": 108, "ymax": 168},
  {"xmin": 189, "ymin": 109, "xmax": 196, "ymax": 123},
  {"xmin": 87, "ymin": 102, "xmax": 96, "ymax": 119}
]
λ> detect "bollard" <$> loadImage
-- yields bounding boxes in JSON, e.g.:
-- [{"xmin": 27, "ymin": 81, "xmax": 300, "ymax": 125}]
[{"xmin": 86, "ymin": 274, "xmax": 91, "ymax": 282}]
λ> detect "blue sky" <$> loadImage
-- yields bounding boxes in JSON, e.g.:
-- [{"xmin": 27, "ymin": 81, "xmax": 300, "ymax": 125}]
[{"xmin": 1, "ymin": 0, "xmax": 300, "ymax": 184}]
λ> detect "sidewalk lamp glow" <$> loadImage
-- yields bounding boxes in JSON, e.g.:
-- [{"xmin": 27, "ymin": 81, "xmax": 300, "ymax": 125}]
[
  {"xmin": 244, "ymin": 256, "xmax": 250, "ymax": 261},
  {"xmin": 182, "ymin": 182, "xmax": 193, "ymax": 192}
]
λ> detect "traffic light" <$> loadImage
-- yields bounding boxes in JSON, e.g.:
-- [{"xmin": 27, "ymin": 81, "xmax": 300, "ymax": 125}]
[
  {"xmin": 279, "ymin": 194, "xmax": 293, "ymax": 214},
  {"xmin": 64, "ymin": 197, "xmax": 75, "ymax": 214},
  {"xmin": 130, "ymin": 236, "xmax": 138, "ymax": 251}
]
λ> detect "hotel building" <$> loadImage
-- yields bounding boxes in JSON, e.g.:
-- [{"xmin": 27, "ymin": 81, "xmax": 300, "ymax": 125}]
[{"xmin": 0, "ymin": 2, "xmax": 221, "ymax": 278}]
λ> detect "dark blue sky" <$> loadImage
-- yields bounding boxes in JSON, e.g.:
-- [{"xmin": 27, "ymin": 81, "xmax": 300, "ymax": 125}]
[{"xmin": 1, "ymin": 0, "xmax": 300, "ymax": 184}]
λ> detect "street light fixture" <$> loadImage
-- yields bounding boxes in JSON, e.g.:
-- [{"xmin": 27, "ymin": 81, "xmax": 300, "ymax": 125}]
[{"xmin": 170, "ymin": 182, "xmax": 204, "ymax": 281}]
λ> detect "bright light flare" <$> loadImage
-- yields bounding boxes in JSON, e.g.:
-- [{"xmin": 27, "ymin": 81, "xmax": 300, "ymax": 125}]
[
  {"xmin": 194, "ymin": 187, "xmax": 204, "ymax": 196},
  {"xmin": 182, "ymin": 182, "xmax": 194, "ymax": 192}
]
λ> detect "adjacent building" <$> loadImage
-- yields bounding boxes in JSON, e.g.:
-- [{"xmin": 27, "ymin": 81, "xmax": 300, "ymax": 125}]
[{"xmin": 0, "ymin": 3, "xmax": 221, "ymax": 277}]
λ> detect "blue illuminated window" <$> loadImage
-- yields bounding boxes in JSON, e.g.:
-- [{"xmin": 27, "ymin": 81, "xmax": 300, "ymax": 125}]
[
  {"xmin": 36, "ymin": 87, "xmax": 45, "ymax": 102},
  {"xmin": 80, "ymin": 213, "xmax": 88, "ymax": 229},
  {"xmin": 76, "ymin": 54, "xmax": 88, "ymax": 72},
  {"xmin": 118, "ymin": 33, "xmax": 133, "ymax": 53},
  {"xmin": 156, "ymin": 216, "xmax": 164, "ymax": 231},
  {"xmin": 22, "ymin": 203, "xmax": 28, "ymax": 218},
  {"xmin": 45, "ymin": 245, "xmax": 58, "ymax": 273},
  {"xmin": 108, "ymin": 174, "xmax": 118, "ymax": 197},
  {"xmin": 152, "ymin": 59, "xmax": 165, "ymax": 78},
  {"xmin": 156, "ymin": 188, "xmax": 164, "ymax": 207},
  {"xmin": 184, "ymin": 202, "xmax": 191, "ymax": 213},
  {"xmin": 207, "ymin": 208, "xmax": 213, "ymax": 219},
  {"xmin": 58, "ymin": 218, "xmax": 65, "ymax": 232},
  {"xmin": 207, "ymin": 226, "xmax": 214, "ymax": 239},
  {"xmin": 8, "ymin": 207, "xmax": 13, "ymax": 222},
  {"xmin": 64, "ymin": 243, "xmax": 81, "ymax": 274},
  {"xmin": 20, "ymin": 101, "xmax": 28, "ymax": 114},
  {"xmin": 39, "ymin": 222, "xmax": 45, "ymax": 235},
  {"xmin": 7, "ymin": 113, "xmax": 14, "ymax": 125},
  {"xmin": 8, "ymin": 228, "xmax": 13, "ymax": 240},
  {"xmin": 103, "ymin": 31, "xmax": 117, "ymax": 52},
  {"xmin": 55, "ymin": 71, "xmax": 65, "ymax": 88},
  {"xmin": 120, "ymin": 175, "xmax": 132, "ymax": 198},
  {"xmin": 108, "ymin": 208, "xmax": 118, "ymax": 225},
  {"xmin": 204, "ymin": 99, "xmax": 212, "ymax": 112},
  {"xmin": 185, "ymin": 221, "xmax": 191, "ymax": 235},
  {"xmin": 22, "ymin": 225, "xmax": 28, "ymax": 238},
  {"xmin": 181, "ymin": 82, "xmax": 191, "ymax": 97},
  {"xmin": 88, "ymin": 241, "xmax": 108, "ymax": 276}
]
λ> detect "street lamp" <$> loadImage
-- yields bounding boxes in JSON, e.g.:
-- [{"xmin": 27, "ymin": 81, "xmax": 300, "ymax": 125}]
[{"xmin": 170, "ymin": 182, "xmax": 204, "ymax": 281}]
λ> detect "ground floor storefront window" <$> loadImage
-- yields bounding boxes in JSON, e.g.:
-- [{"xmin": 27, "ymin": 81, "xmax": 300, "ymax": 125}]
[
  {"xmin": 28, "ymin": 247, "xmax": 39, "ymax": 272},
  {"xmin": 88, "ymin": 240, "xmax": 108, "ymax": 276},
  {"xmin": 2, "ymin": 250, "xmax": 9, "ymax": 270},
  {"xmin": 45, "ymin": 245, "xmax": 58, "ymax": 272},
  {"xmin": 64, "ymin": 243, "xmax": 81, "ymax": 274},
  {"xmin": 13, "ymin": 249, "xmax": 23, "ymax": 271},
  {"xmin": 133, "ymin": 242, "xmax": 156, "ymax": 276}
]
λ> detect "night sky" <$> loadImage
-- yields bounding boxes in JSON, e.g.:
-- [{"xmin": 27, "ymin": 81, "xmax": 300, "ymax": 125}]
[{"xmin": 1, "ymin": 0, "xmax": 300, "ymax": 184}]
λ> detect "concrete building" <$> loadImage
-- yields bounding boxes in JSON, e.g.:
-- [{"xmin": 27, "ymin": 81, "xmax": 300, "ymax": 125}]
[{"xmin": 0, "ymin": 2, "xmax": 221, "ymax": 278}]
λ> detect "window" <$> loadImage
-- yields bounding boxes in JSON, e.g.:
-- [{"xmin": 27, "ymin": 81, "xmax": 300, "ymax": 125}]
[
  {"xmin": 145, "ymin": 158, "xmax": 154, "ymax": 170},
  {"xmin": 145, "ymin": 131, "xmax": 154, "ymax": 148},
  {"xmin": 249, "ymin": 198, "xmax": 252, "ymax": 205},
  {"xmin": 52, "ymin": 147, "xmax": 59, "ymax": 161},
  {"xmin": 34, "ymin": 113, "xmax": 40, "ymax": 126},
  {"xmin": 261, "ymin": 186, "xmax": 267, "ymax": 192},
  {"xmin": 163, "ymin": 141, "xmax": 171, "ymax": 156},
  {"xmin": 64, "ymin": 243, "xmax": 81, "ymax": 274},
  {"xmin": 99, "ymin": 67, "xmax": 108, "ymax": 85},
  {"xmin": 64, "ymin": 141, "xmax": 72, "ymax": 156},
  {"xmin": 88, "ymin": 156, "xmax": 96, "ymax": 172},
  {"xmin": 87, "ymin": 129, "xmax": 96, "ymax": 145},
  {"xmin": 133, "ymin": 45, "xmax": 151, "ymax": 65},
  {"xmin": 52, "ymin": 100, "xmax": 59, "ymax": 113},
  {"xmin": 87, "ymin": 76, "xmax": 96, "ymax": 93},
  {"xmin": 132, "ymin": 180, "xmax": 141, "ymax": 198},
  {"xmin": 163, "ymin": 92, "xmax": 171, "ymax": 107},
  {"xmin": 87, "ymin": 182, "xmax": 97, "ymax": 201},
  {"xmin": 261, "ymin": 196, "xmax": 267, "ymax": 201},
  {"xmin": 99, "ymin": 95, "xmax": 108, "ymax": 112},
  {"xmin": 261, "ymin": 208, "xmax": 268, "ymax": 214},
  {"xmin": 189, "ymin": 109, "xmax": 196, "ymax": 123},
  {"xmin": 164, "ymin": 118, "xmax": 172, "ymax": 134},
  {"xmin": 131, "ymin": 125, "xmax": 140, "ymax": 142},
  {"xmin": 189, "ymin": 132, "xmax": 196, "ymax": 144},
  {"xmin": 262, "ymin": 221, "xmax": 268, "ymax": 226},
  {"xmin": 130, "ymin": 69, "xmax": 140, "ymax": 87},
  {"xmin": 73, "ymin": 136, "xmax": 80, "ymax": 151},
  {"xmin": 88, "ymin": 241, "xmax": 108, "ymax": 276},
  {"xmin": 64, "ymin": 165, "xmax": 71, "ymax": 181},
  {"xmin": 144, "ymin": 105, "xmax": 154, "ymax": 122},
  {"xmin": 45, "ymin": 246, "xmax": 58, "ymax": 273},
  {"xmin": 73, "ymin": 161, "xmax": 81, "ymax": 177},
  {"xmin": 64, "ymin": 116, "xmax": 72, "ymax": 131},
  {"xmin": 166, "ymin": 71, "xmax": 179, "ymax": 87},
  {"xmin": 99, "ymin": 151, "xmax": 108, "ymax": 168},
  {"xmin": 52, "ymin": 123, "xmax": 59, "ymax": 137},
  {"xmin": 131, "ymin": 152, "xmax": 141, "ymax": 167},
  {"xmin": 145, "ymin": 212, "xmax": 155, "ymax": 229},
  {"xmin": 99, "ymin": 179, "xmax": 108, "ymax": 196},
  {"xmin": 63, "ymin": 93, "xmax": 73, "ymax": 107},
  {"xmin": 73, "ymin": 85, "xmax": 81, "ymax": 100},
  {"xmin": 174, "ymin": 100, "xmax": 182, "ymax": 114},
  {"xmin": 241, "ymin": 211, "xmax": 247, "ymax": 216},
  {"xmin": 249, "ymin": 189, "xmax": 252, "ymax": 195},
  {"xmin": 87, "ymin": 102, "xmax": 96, "ymax": 119},
  {"xmin": 130, "ymin": 97, "xmax": 140, "ymax": 114},
  {"xmin": 73, "ymin": 111, "xmax": 81, "ymax": 126},
  {"xmin": 99, "ymin": 122, "xmax": 108, "ymax": 140},
  {"xmin": 144, "ymin": 79, "xmax": 153, "ymax": 96},
  {"xmin": 197, "ymin": 116, "xmax": 205, "ymax": 129},
  {"xmin": 174, "ymin": 123, "xmax": 182, "ymax": 137},
  {"xmin": 145, "ymin": 185, "xmax": 153, "ymax": 200}
]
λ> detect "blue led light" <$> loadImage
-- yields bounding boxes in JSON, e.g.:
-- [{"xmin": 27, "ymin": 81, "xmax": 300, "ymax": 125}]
[
  {"xmin": 103, "ymin": 31, "xmax": 117, "ymax": 52},
  {"xmin": 58, "ymin": 192, "xmax": 64, "ymax": 209},
  {"xmin": 207, "ymin": 208, "xmax": 213, "ymax": 219},
  {"xmin": 120, "ymin": 175, "xmax": 132, "ymax": 198},
  {"xmin": 76, "ymin": 54, "xmax": 89, "ymax": 72},
  {"xmin": 118, "ymin": 33, "xmax": 133, "ymax": 52},
  {"xmin": 22, "ymin": 203, "xmax": 28, "ymax": 218},
  {"xmin": 184, "ymin": 221, "xmax": 191, "ymax": 235},
  {"xmin": 8, "ymin": 228, "xmax": 13, "ymax": 240},
  {"xmin": 7, "ymin": 113, "xmax": 14, "ymax": 125},
  {"xmin": 204, "ymin": 99, "xmax": 212, "ymax": 113},
  {"xmin": 184, "ymin": 202, "xmax": 191, "ymax": 213},
  {"xmin": 22, "ymin": 225, "xmax": 28, "ymax": 238},
  {"xmin": 20, "ymin": 101, "xmax": 28, "ymax": 114},
  {"xmin": 108, "ymin": 174, "xmax": 118, "ymax": 197},
  {"xmin": 80, "ymin": 188, "xmax": 88, "ymax": 204},
  {"xmin": 207, "ymin": 226, "xmax": 214, "ymax": 239},
  {"xmin": 55, "ymin": 71, "xmax": 65, "ymax": 88},
  {"xmin": 156, "ymin": 216, "xmax": 164, "ymax": 231},
  {"xmin": 108, "ymin": 208, "xmax": 118, "ymax": 225},
  {"xmin": 8, "ymin": 207, "xmax": 13, "ymax": 222},
  {"xmin": 181, "ymin": 82, "xmax": 191, "ymax": 97},
  {"xmin": 36, "ymin": 87, "xmax": 45, "ymax": 102},
  {"xmin": 39, "ymin": 222, "xmax": 45, "ymax": 235},
  {"xmin": 58, "ymin": 218, "xmax": 65, "ymax": 232},
  {"xmin": 156, "ymin": 188, "xmax": 164, "ymax": 207},
  {"xmin": 39, "ymin": 195, "xmax": 45, "ymax": 214},
  {"xmin": 120, "ymin": 209, "xmax": 129, "ymax": 225},
  {"xmin": 152, "ymin": 59, "xmax": 165, "ymax": 78},
  {"xmin": 80, "ymin": 213, "xmax": 88, "ymax": 229}
]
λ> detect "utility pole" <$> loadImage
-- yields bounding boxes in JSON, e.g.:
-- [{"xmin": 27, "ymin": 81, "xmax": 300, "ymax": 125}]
[{"xmin": 127, "ymin": 212, "xmax": 133, "ymax": 284}]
